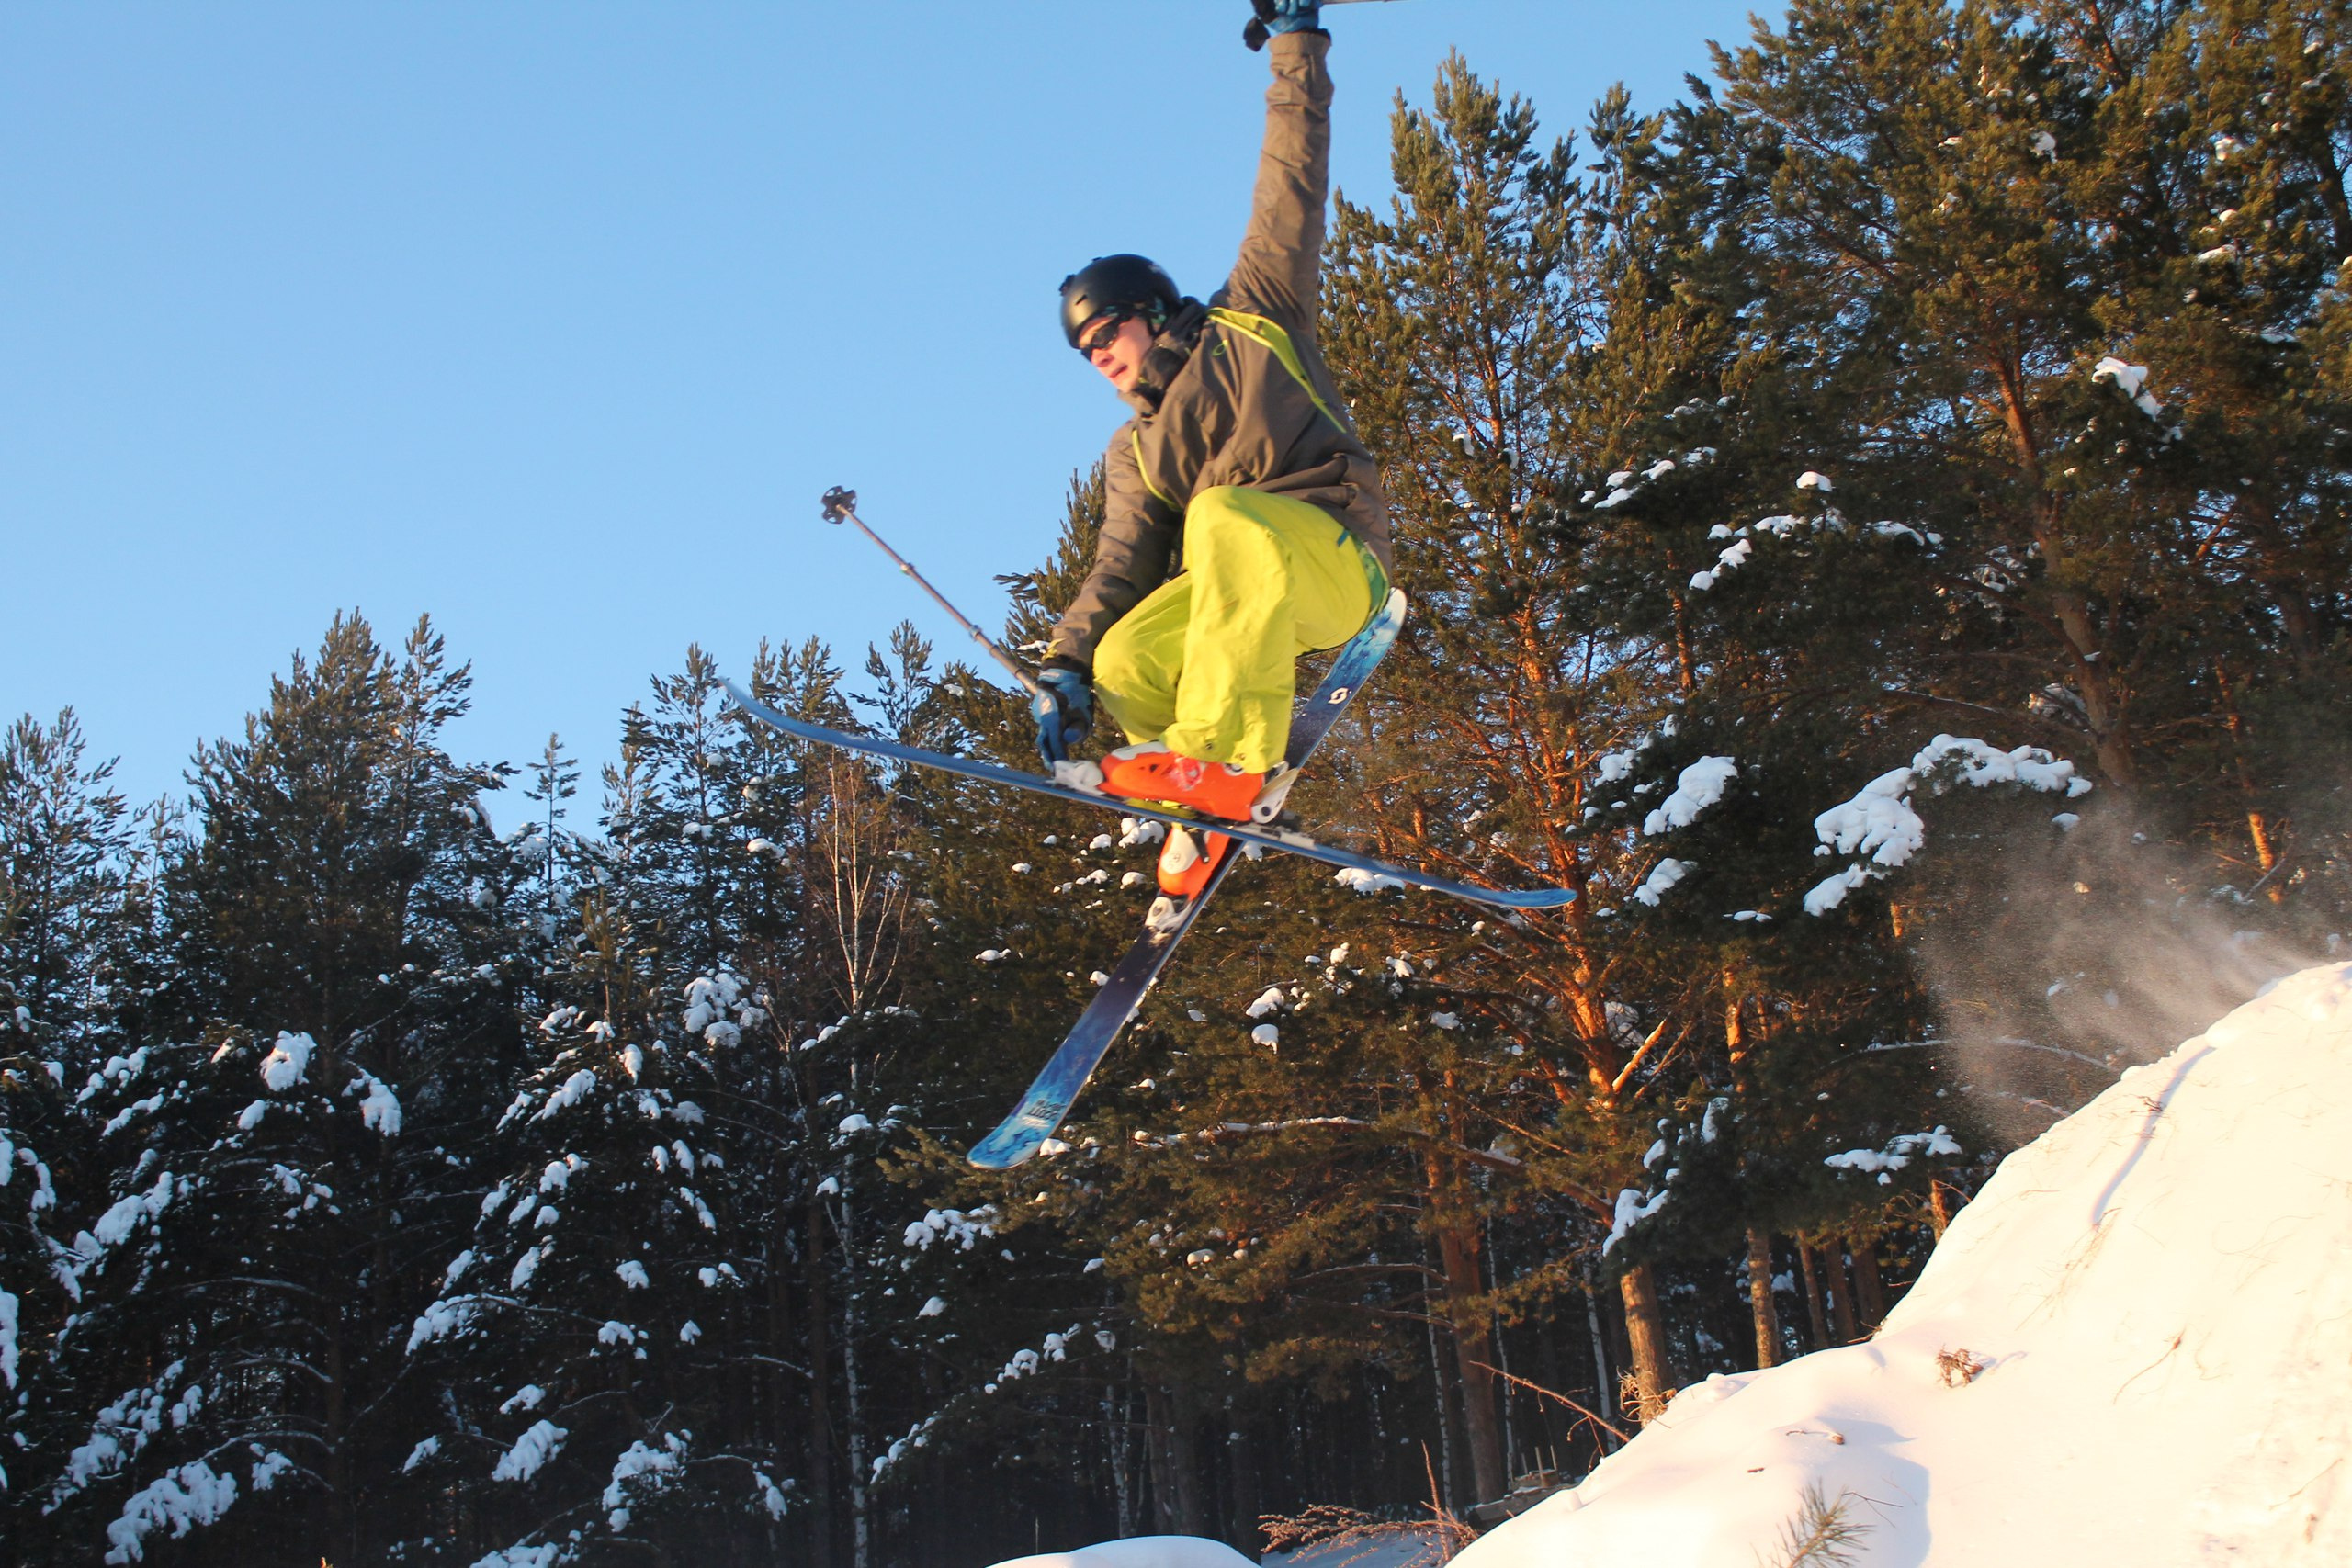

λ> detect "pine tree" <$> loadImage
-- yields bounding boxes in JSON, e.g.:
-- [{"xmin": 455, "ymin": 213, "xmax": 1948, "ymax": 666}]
[
  {"xmin": 0, "ymin": 712, "xmax": 140, "ymax": 1051},
  {"xmin": 40, "ymin": 615, "xmax": 526, "ymax": 1563},
  {"xmin": 517, "ymin": 735, "xmax": 582, "ymax": 976},
  {"xmin": 405, "ymin": 642, "xmax": 815, "ymax": 1564},
  {"xmin": 0, "ymin": 709, "xmax": 143, "ymax": 1534},
  {"xmin": 1322, "ymin": 52, "xmax": 1712, "ymax": 1446}
]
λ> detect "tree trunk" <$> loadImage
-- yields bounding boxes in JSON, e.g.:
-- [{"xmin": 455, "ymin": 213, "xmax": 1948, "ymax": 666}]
[
  {"xmin": 1170, "ymin": 1386, "xmax": 1210, "ymax": 1533},
  {"xmin": 1582, "ymin": 1280, "xmax": 1617, "ymax": 1451},
  {"xmin": 1226, "ymin": 1400, "xmax": 1262, "ymax": 1552},
  {"xmin": 770, "ymin": 1213, "xmax": 801, "ymax": 1544},
  {"xmin": 1422, "ymin": 1309, "xmax": 1463, "ymax": 1506},
  {"xmin": 323, "ymin": 1323, "xmax": 353, "ymax": 1561},
  {"xmin": 1145, "ymin": 1386, "xmax": 1181, "ymax": 1532},
  {"xmin": 1618, "ymin": 1263, "xmax": 1672, "ymax": 1424},
  {"xmin": 1430, "ymin": 1202, "xmax": 1509, "ymax": 1500},
  {"xmin": 1929, "ymin": 1179, "xmax": 1958, "ymax": 1238},
  {"xmin": 1147, "ymin": 1384, "xmax": 1211, "ymax": 1534},
  {"xmin": 804, "ymin": 1203, "xmax": 837, "ymax": 1568},
  {"xmin": 1797, "ymin": 1238, "xmax": 1832, "ymax": 1349},
  {"xmin": 1107, "ymin": 1387, "xmax": 1136, "ymax": 1538},
  {"xmin": 2214, "ymin": 660, "xmax": 2287, "ymax": 900},
  {"xmin": 1746, "ymin": 1228, "xmax": 1781, "ymax": 1369},
  {"xmin": 1989, "ymin": 356, "xmax": 2138, "ymax": 786},
  {"xmin": 1851, "ymin": 1235, "xmax": 1887, "ymax": 1332},
  {"xmin": 1668, "ymin": 587, "xmax": 1698, "ymax": 693},
  {"xmin": 838, "ymin": 1192, "xmax": 871, "ymax": 1568},
  {"xmin": 1826, "ymin": 1241, "xmax": 1860, "ymax": 1345}
]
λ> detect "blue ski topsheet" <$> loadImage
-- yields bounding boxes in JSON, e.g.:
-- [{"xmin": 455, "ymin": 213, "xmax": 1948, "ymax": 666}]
[
  {"xmin": 966, "ymin": 591, "xmax": 1408, "ymax": 1168},
  {"xmin": 720, "ymin": 650, "xmax": 1574, "ymax": 913}
]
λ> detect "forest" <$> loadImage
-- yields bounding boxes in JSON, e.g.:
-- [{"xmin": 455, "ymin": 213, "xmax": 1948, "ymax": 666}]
[{"xmin": 6, "ymin": 0, "xmax": 2350, "ymax": 1562}]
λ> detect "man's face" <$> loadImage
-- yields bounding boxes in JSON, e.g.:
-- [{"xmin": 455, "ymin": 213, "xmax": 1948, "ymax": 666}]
[{"xmin": 1080, "ymin": 314, "xmax": 1157, "ymax": 393}]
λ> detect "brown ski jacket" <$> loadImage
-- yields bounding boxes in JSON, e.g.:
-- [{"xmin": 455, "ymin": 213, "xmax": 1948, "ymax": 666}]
[{"xmin": 1046, "ymin": 29, "xmax": 1391, "ymax": 671}]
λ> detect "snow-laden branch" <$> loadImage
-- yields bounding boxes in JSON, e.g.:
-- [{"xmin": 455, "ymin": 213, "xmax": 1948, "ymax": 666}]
[
  {"xmin": 601, "ymin": 1432, "xmax": 686, "ymax": 1530},
  {"xmin": 346, "ymin": 1070, "xmax": 401, "ymax": 1137},
  {"xmin": 2091, "ymin": 356, "xmax": 2165, "ymax": 423},
  {"xmin": 1824, "ymin": 1126, "xmax": 1962, "ymax": 1185},
  {"xmin": 1604, "ymin": 1098, "xmax": 1734, "ymax": 1254},
  {"xmin": 1133, "ymin": 1118, "xmax": 1528, "ymax": 1174},
  {"xmin": 1804, "ymin": 736, "xmax": 2091, "ymax": 915},
  {"xmin": 1631, "ymin": 858, "xmax": 1692, "ymax": 908},
  {"xmin": 51, "ymin": 1362, "xmax": 295, "ymax": 1568},
  {"xmin": 1136, "ymin": 1115, "xmax": 1374, "ymax": 1148},
  {"xmin": 491, "ymin": 1419, "xmax": 566, "ymax": 1483},
  {"xmin": 1584, "ymin": 447, "xmax": 1716, "ymax": 512},
  {"xmin": 900, "ymin": 1205, "xmax": 998, "ymax": 1252},
  {"xmin": 258, "ymin": 1032, "xmax": 313, "ymax": 1093},
  {"xmin": 870, "ymin": 1323, "xmax": 1088, "ymax": 1483},
  {"xmin": 50, "ymin": 1361, "xmax": 189, "ymax": 1506},
  {"xmin": 104, "ymin": 1461, "xmax": 238, "ymax": 1563},
  {"xmin": 1681, "ymin": 473, "xmax": 1939, "ymax": 593},
  {"xmin": 1644, "ymin": 757, "xmax": 1736, "ymax": 835},
  {"xmin": 2090, "ymin": 355, "xmax": 2186, "ymax": 443},
  {"xmin": 68, "ymin": 1170, "xmax": 191, "ymax": 1285}
]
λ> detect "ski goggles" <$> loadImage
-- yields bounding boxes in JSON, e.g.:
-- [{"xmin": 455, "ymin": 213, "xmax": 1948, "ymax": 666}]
[{"xmin": 1073, "ymin": 310, "xmax": 1136, "ymax": 357}]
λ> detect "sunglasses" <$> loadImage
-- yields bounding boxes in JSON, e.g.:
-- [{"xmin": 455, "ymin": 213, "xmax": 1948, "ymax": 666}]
[{"xmin": 1075, "ymin": 310, "xmax": 1136, "ymax": 357}]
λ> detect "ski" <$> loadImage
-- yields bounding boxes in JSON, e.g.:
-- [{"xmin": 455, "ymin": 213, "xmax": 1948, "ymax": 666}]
[
  {"xmin": 719, "ymin": 639, "xmax": 1573, "ymax": 914},
  {"xmin": 966, "ymin": 589, "xmax": 1408, "ymax": 1169}
]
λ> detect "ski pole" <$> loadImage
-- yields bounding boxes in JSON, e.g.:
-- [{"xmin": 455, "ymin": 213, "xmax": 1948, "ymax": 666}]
[{"xmin": 819, "ymin": 487, "xmax": 1044, "ymax": 699}]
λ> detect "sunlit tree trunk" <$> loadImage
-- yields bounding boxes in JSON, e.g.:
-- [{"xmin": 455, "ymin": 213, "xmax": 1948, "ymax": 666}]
[
  {"xmin": 1424, "ymin": 1148, "xmax": 1508, "ymax": 1499},
  {"xmin": 1747, "ymin": 1228, "xmax": 1781, "ymax": 1369},
  {"xmin": 1618, "ymin": 1263, "xmax": 1672, "ymax": 1424}
]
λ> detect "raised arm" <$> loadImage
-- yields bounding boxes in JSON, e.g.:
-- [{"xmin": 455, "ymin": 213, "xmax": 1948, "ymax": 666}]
[{"xmin": 1222, "ymin": 28, "xmax": 1334, "ymax": 332}]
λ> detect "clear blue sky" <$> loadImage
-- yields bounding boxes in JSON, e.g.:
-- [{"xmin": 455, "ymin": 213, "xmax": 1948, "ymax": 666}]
[{"xmin": 4, "ymin": 1, "xmax": 1762, "ymax": 817}]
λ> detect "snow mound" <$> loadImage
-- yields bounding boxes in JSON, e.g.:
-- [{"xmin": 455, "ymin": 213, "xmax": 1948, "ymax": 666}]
[
  {"xmin": 1456, "ymin": 962, "xmax": 2352, "ymax": 1567},
  {"xmin": 987, "ymin": 1537, "xmax": 1253, "ymax": 1568}
]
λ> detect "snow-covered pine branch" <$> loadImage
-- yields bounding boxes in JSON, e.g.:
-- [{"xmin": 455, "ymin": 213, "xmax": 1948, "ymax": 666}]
[{"xmin": 1804, "ymin": 737, "xmax": 2092, "ymax": 915}]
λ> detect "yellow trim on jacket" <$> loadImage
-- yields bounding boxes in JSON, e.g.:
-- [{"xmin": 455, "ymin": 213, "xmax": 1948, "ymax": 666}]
[
  {"xmin": 1205, "ymin": 307, "xmax": 1348, "ymax": 434},
  {"xmin": 1131, "ymin": 428, "xmax": 1176, "ymax": 508},
  {"xmin": 1129, "ymin": 308, "xmax": 1347, "ymax": 513}
]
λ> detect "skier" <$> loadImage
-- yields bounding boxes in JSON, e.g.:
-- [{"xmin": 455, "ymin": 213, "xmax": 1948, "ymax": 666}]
[{"xmin": 1033, "ymin": 0, "xmax": 1394, "ymax": 898}]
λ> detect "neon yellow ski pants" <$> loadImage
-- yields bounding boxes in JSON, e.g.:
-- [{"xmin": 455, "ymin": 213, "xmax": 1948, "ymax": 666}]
[{"xmin": 1093, "ymin": 485, "xmax": 1384, "ymax": 774}]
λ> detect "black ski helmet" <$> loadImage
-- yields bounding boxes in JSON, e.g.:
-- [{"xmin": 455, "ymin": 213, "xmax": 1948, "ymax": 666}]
[{"xmin": 1059, "ymin": 254, "xmax": 1181, "ymax": 348}]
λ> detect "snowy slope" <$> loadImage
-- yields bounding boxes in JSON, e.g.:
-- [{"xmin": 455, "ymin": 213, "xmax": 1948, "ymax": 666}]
[
  {"xmin": 1455, "ymin": 962, "xmax": 2352, "ymax": 1567},
  {"xmin": 989, "ymin": 1537, "xmax": 1255, "ymax": 1568},
  {"xmin": 988, "ymin": 1526, "xmax": 1449, "ymax": 1568}
]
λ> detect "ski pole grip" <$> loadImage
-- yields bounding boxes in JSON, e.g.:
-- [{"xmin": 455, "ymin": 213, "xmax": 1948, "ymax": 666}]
[{"xmin": 820, "ymin": 487, "xmax": 856, "ymax": 525}]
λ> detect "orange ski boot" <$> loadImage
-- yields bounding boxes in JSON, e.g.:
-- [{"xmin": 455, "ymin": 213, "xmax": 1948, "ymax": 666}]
[
  {"xmin": 1095, "ymin": 742, "xmax": 1265, "ymax": 823},
  {"xmin": 1157, "ymin": 825, "xmax": 1235, "ymax": 898}
]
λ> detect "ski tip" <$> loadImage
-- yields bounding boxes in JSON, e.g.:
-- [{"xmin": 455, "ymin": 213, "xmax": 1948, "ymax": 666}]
[
  {"xmin": 967, "ymin": 1108, "xmax": 1059, "ymax": 1169},
  {"xmin": 966, "ymin": 1132, "xmax": 1041, "ymax": 1171}
]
